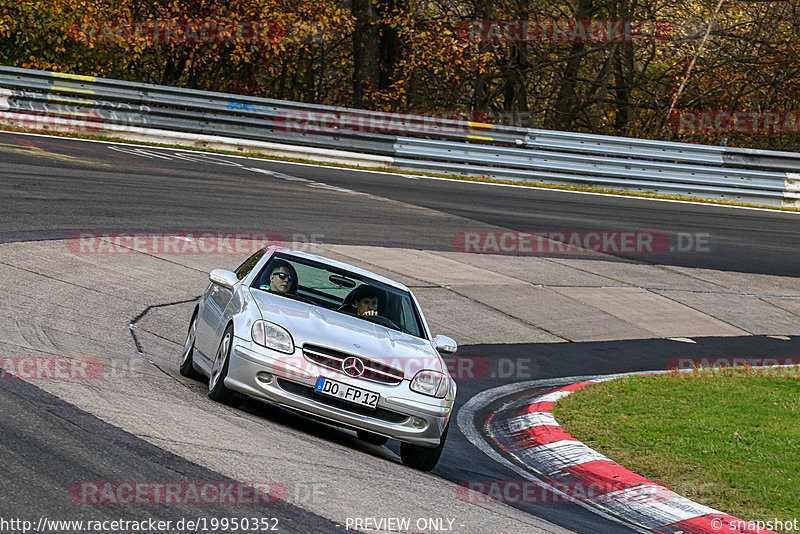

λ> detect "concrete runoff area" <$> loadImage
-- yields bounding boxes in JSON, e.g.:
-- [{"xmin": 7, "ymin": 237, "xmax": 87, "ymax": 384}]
[
  {"xmin": 546, "ymin": 287, "xmax": 747, "ymax": 339},
  {"xmin": 321, "ymin": 245, "xmax": 528, "ymax": 287},
  {"xmin": 763, "ymin": 297, "xmax": 800, "ymax": 317},
  {"xmin": 449, "ymin": 284, "xmax": 655, "ymax": 342},
  {"xmin": 403, "ymin": 286, "xmax": 564, "ymax": 344},
  {"xmin": 1, "ymin": 239, "xmax": 799, "ymax": 532},
  {"xmin": 537, "ymin": 257, "xmax": 737, "ymax": 293},
  {"xmin": 650, "ymin": 292, "xmax": 800, "ymax": 336},
  {"xmin": 430, "ymin": 251, "xmax": 628, "ymax": 288}
]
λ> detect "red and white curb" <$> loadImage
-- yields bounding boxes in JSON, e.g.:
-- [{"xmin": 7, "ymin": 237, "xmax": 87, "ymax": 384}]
[{"xmin": 486, "ymin": 377, "xmax": 777, "ymax": 534}]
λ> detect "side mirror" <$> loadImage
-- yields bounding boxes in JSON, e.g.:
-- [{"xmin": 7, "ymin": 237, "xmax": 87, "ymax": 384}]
[
  {"xmin": 209, "ymin": 269, "xmax": 238, "ymax": 290},
  {"xmin": 433, "ymin": 335, "xmax": 457, "ymax": 354}
]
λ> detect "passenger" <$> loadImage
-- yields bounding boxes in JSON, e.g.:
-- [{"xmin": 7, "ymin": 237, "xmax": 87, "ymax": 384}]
[{"xmin": 266, "ymin": 260, "xmax": 298, "ymax": 294}]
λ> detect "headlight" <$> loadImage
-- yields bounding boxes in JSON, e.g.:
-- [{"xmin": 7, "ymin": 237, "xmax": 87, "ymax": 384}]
[
  {"xmin": 410, "ymin": 370, "xmax": 447, "ymax": 398},
  {"xmin": 251, "ymin": 321, "xmax": 294, "ymax": 354}
]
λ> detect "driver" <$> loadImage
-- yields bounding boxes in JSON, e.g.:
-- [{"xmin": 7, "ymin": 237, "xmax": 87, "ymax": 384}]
[
  {"xmin": 351, "ymin": 284, "xmax": 380, "ymax": 317},
  {"xmin": 265, "ymin": 260, "xmax": 298, "ymax": 294}
]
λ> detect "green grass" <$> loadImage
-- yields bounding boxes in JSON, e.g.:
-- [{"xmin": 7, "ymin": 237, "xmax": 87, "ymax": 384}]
[
  {"xmin": 552, "ymin": 367, "xmax": 800, "ymax": 523},
  {"xmin": 2, "ymin": 123, "xmax": 799, "ymax": 213}
]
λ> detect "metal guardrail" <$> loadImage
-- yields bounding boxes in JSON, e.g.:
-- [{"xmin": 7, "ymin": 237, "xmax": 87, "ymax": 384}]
[
  {"xmin": 525, "ymin": 129, "xmax": 800, "ymax": 172},
  {"xmin": 393, "ymin": 138, "xmax": 790, "ymax": 202},
  {"xmin": 0, "ymin": 65, "xmax": 798, "ymax": 207}
]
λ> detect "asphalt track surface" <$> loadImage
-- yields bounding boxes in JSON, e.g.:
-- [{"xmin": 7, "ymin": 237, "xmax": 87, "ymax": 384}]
[
  {"xmin": 0, "ymin": 376, "xmax": 340, "ymax": 533},
  {"xmin": 1, "ymin": 131, "xmax": 799, "ymax": 533},
  {"xmin": 1, "ymin": 132, "xmax": 798, "ymax": 276}
]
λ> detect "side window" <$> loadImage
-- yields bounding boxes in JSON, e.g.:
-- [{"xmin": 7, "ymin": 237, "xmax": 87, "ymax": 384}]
[
  {"xmin": 400, "ymin": 298, "xmax": 422, "ymax": 337},
  {"xmin": 235, "ymin": 249, "xmax": 266, "ymax": 280}
]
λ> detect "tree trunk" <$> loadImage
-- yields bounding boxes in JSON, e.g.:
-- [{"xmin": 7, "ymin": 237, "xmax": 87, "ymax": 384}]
[
  {"xmin": 613, "ymin": 0, "xmax": 635, "ymax": 134},
  {"xmin": 379, "ymin": 0, "xmax": 404, "ymax": 94},
  {"xmin": 471, "ymin": 0, "xmax": 495, "ymax": 114},
  {"xmin": 502, "ymin": 44, "xmax": 530, "ymax": 125},
  {"xmin": 352, "ymin": 0, "xmax": 381, "ymax": 108},
  {"xmin": 553, "ymin": 0, "xmax": 595, "ymax": 130}
]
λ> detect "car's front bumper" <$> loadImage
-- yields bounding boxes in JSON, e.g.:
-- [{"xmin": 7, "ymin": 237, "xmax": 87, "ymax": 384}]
[{"xmin": 224, "ymin": 339, "xmax": 454, "ymax": 447}]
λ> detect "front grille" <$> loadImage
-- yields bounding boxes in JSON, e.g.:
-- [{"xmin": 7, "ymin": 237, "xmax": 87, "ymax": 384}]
[
  {"xmin": 302, "ymin": 344, "xmax": 404, "ymax": 385},
  {"xmin": 276, "ymin": 378, "xmax": 408, "ymax": 423}
]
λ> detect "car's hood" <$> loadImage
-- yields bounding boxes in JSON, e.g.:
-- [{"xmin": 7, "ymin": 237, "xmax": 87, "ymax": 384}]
[{"xmin": 251, "ymin": 290, "xmax": 443, "ymax": 377}]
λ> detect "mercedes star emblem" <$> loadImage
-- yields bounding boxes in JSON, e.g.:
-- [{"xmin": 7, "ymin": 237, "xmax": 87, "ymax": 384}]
[{"xmin": 342, "ymin": 356, "xmax": 365, "ymax": 377}]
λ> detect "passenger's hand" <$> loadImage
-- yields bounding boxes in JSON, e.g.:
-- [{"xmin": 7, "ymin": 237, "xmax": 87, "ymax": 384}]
[{"xmin": 362, "ymin": 310, "xmax": 378, "ymax": 317}]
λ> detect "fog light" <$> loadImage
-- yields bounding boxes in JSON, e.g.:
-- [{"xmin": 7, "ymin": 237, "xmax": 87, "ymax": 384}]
[
  {"xmin": 411, "ymin": 417, "xmax": 427, "ymax": 430},
  {"xmin": 256, "ymin": 372, "xmax": 273, "ymax": 384}
]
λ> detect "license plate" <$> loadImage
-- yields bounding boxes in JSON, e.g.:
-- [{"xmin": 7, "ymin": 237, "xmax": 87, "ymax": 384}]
[{"xmin": 315, "ymin": 377, "xmax": 379, "ymax": 409}]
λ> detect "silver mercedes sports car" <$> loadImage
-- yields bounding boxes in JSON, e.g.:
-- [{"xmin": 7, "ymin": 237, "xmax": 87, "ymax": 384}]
[{"xmin": 180, "ymin": 246, "xmax": 457, "ymax": 471}]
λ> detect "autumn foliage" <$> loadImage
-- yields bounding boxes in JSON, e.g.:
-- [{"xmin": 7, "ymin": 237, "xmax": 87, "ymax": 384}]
[{"xmin": 1, "ymin": 0, "xmax": 798, "ymax": 148}]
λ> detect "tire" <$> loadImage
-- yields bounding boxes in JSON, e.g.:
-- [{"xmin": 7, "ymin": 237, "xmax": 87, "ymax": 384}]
[
  {"xmin": 357, "ymin": 429, "xmax": 389, "ymax": 446},
  {"xmin": 400, "ymin": 423, "xmax": 449, "ymax": 471},
  {"xmin": 208, "ymin": 325, "xmax": 238, "ymax": 405},
  {"xmin": 179, "ymin": 313, "xmax": 203, "ymax": 380}
]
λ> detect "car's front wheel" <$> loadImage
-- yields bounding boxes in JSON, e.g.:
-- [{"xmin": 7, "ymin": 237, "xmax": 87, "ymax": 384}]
[
  {"xmin": 208, "ymin": 325, "xmax": 238, "ymax": 405},
  {"xmin": 179, "ymin": 313, "xmax": 203, "ymax": 380},
  {"xmin": 400, "ymin": 423, "xmax": 449, "ymax": 471}
]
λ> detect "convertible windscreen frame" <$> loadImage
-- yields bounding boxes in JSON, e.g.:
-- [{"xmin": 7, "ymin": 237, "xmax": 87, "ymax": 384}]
[{"xmin": 250, "ymin": 252, "xmax": 426, "ymax": 339}]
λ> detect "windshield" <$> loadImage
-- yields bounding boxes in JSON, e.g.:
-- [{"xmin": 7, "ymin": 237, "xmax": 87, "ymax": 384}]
[{"xmin": 252, "ymin": 253, "xmax": 425, "ymax": 339}]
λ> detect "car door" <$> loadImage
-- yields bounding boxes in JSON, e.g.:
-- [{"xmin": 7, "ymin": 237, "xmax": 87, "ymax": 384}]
[
  {"xmin": 195, "ymin": 249, "xmax": 266, "ymax": 363},
  {"xmin": 195, "ymin": 280, "xmax": 235, "ymax": 365}
]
